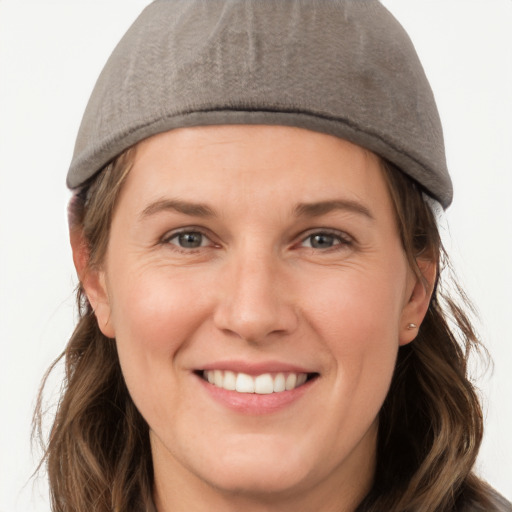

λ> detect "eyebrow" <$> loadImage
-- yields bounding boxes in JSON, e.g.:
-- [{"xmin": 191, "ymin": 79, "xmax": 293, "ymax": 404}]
[
  {"xmin": 140, "ymin": 197, "xmax": 374, "ymax": 221},
  {"xmin": 294, "ymin": 199, "xmax": 374, "ymax": 220},
  {"xmin": 140, "ymin": 198, "xmax": 217, "ymax": 219}
]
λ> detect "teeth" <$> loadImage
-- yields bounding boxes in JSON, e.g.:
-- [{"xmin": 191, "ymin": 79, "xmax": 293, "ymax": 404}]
[
  {"xmin": 236, "ymin": 373, "xmax": 255, "ymax": 393},
  {"xmin": 202, "ymin": 370, "xmax": 310, "ymax": 394},
  {"xmin": 285, "ymin": 373, "xmax": 297, "ymax": 391},
  {"xmin": 223, "ymin": 370, "xmax": 236, "ymax": 391},
  {"xmin": 214, "ymin": 369, "xmax": 223, "ymax": 388},
  {"xmin": 274, "ymin": 373, "xmax": 286, "ymax": 392},
  {"xmin": 296, "ymin": 373, "xmax": 307, "ymax": 387},
  {"xmin": 254, "ymin": 374, "xmax": 274, "ymax": 394}
]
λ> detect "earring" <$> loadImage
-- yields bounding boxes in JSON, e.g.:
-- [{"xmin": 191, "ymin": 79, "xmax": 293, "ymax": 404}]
[{"xmin": 407, "ymin": 323, "xmax": 417, "ymax": 330}]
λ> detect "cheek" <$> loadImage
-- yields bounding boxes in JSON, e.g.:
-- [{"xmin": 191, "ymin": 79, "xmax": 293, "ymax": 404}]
[
  {"xmin": 110, "ymin": 264, "xmax": 211, "ymax": 347},
  {"xmin": 107, "ymin": 267, "xmax": 211, "ymax": 411},
  {"xmin": 301, "ymin": 263, "xmax": 406, "ymax": 401},
  {"xmin": 304, "ymin": 263, "xmax": 405, "ymax": 348}
]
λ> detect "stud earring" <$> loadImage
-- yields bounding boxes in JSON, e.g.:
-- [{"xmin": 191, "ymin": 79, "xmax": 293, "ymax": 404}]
[{"xmin": 407, "ymin": 323, "xmax": 417, "ymax": 330}]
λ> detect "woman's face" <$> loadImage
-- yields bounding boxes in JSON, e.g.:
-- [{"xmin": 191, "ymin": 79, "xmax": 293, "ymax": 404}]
[{"xmin": 86, "ymin": 125, "xmax": 427, "ymax": 507}]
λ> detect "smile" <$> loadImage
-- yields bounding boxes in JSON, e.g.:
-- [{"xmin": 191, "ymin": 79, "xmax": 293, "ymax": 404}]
[{"xmin": 201, "ymin": 370, "xmax": 315, "ymax": 394}]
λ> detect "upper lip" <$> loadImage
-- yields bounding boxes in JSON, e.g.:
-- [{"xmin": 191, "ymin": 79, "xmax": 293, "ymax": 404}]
[{"xmin": 197, "ymin": 360, "xmax": 316, "ymax": 376}]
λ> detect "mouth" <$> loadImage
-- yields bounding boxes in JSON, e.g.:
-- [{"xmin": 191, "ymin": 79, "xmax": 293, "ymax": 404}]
[{"xmin": 196, "ymin": 370, "xmax": 319, "ymax": 394}]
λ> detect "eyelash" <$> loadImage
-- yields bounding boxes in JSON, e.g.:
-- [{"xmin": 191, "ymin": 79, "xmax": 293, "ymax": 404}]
[
  {"xmin": 162, "ymin": 228, "xmax": 216, "ymax": 253},
  {"xmin": 161, "ymin": 228, "xmax": 354, "ymax": 253},
  {"xmin": 299, "ymin": 229, "xmax": 354, "ymax": 251}
]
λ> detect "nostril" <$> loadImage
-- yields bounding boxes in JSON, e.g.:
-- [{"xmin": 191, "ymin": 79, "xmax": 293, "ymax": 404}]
[{"xmin": 212, "ymin": 273, "xmax": 299, "ymax": 343}]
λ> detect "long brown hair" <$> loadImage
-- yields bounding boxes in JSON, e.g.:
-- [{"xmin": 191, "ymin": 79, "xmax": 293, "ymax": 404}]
[
  {"xmin": 356, "ymin": 163, "xmax": 493, "ymax": 511},
  {"xmin": 35, "ymin": 149, "xmax": 496, "ymax": 511},
  {"xmin": 34, "ymin": 149, "xmax": 154, "ymax": 512}
]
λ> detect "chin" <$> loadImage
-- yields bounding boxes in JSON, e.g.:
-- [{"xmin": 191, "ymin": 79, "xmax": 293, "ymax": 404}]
[
  {"xmin": 202, "ymin": 457, "xmax": 314, "ymax": 498},
  {"xmin": 157, "ymin": 428, "xmax": 320, "ymax": 497}
]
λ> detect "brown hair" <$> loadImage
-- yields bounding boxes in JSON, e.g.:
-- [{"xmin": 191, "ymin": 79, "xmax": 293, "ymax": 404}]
[
  {"xmin": 35, "ymin": 150, "xmax": 495, "ymax": 511},
  {"xmin": 34, "ymin": 148, "xmax": 155, "ymax": 512},
  {"xmin": 356, "ymin": 163, "xmax": 494, "ymax": 511}
]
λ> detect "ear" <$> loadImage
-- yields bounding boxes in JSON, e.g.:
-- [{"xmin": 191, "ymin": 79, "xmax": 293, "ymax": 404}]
[
  {"xmin": 70, "ymin": 227, "xmax": 116, "ymax": 339},
  {"xmin": 399, "ymin": 258, "xmax": 437, "ymax": 346}
]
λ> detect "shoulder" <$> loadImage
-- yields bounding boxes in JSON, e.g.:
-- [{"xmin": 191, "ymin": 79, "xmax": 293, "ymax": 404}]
[
  {"xmin": 459, "ymin": 488, "xmax": 512, "ymax": 512},
  {"xmin": 485, "ymin": 489, "xmax": 512, "ymax": 512}
]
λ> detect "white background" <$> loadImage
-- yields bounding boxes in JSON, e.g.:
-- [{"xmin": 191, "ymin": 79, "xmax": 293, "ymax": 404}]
[{"xmin": 0, "ymin": 1, "xmax": 510, "ymax": 510}]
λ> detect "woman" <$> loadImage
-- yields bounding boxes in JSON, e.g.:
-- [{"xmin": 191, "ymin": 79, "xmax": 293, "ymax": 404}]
[{"xmin": 35, "ymin": 1, "xmax": 511, "ymax": 511}]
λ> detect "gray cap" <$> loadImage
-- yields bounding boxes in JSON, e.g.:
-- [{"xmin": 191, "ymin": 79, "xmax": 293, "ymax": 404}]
[{"xmin": 67, "ymin": 0, "xmax": 452, "ymax": 208}]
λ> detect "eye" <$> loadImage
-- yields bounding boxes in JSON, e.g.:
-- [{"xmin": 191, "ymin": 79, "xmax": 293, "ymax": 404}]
[
  {"xmin": 301, "ymin": 231, "xmax": 352, "ymax": 250},
  {"xmin": 166, "ymin": 231, "xmax": 211, "ymax": 249}
]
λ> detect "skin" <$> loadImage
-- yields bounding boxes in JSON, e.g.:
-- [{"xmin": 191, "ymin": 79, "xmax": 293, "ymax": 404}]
[{"xmin": 76, "ymin": 125, "xmax": 434, "ymax": 512}]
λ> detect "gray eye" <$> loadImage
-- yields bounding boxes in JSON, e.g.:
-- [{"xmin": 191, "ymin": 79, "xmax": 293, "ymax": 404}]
[
  {"xmin": 175, "ymin": 232, "xmax": 205, "ymax": 248},
  {"xmin": 308, "ymin": 233, "xmax": 337, "ymax": 249}
]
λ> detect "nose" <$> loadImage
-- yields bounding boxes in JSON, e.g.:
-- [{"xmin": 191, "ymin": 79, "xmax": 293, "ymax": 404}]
[{"xmin": 213, "ymin": 250, "xmax": 299, "ymax": 344}]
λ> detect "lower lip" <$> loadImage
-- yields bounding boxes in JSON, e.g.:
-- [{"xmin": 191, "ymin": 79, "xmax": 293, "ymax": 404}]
[{"xmin": 196, "ymin": 374, "xmax": 316, "ymax": 414}]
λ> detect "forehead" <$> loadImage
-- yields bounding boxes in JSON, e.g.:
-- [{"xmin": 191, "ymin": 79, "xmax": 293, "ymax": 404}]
[{"xmin": 125, "ymin": 125, "xmax": 391, "ymax": 212}]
